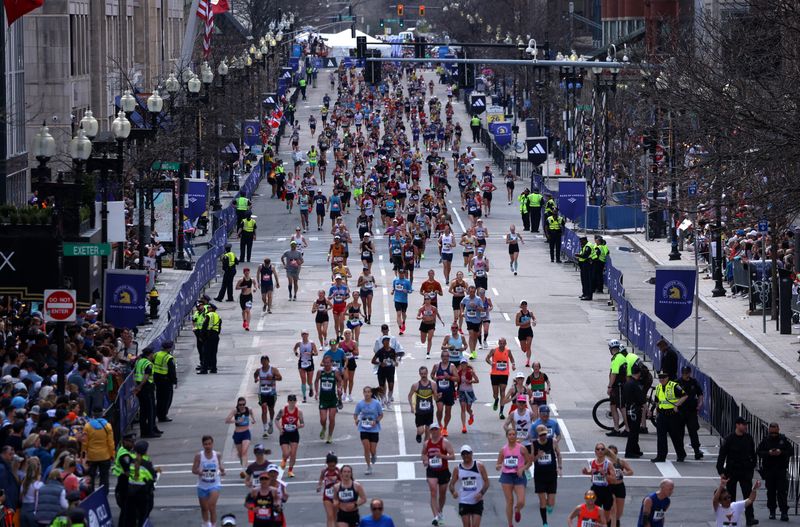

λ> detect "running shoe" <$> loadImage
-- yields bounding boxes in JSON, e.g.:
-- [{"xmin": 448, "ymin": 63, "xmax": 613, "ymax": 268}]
[
  {"xmin": 525, "ymin": 361, "xmax": 530, "ymax": 368},
  {"xmin": 515, "ymin": 509, "xmax": 521, "ymax": 522},
  {"xmin": 262, "ymin": 304, "xmax": 267, "ymax": 312},
  {"xmin": 416, "ymin": 434, "xmax": 422, "ymax": 443},
  {"xmin": 287, "ymin": 470, "xmax": 295, "ymax": 478},
  {"xmin": 432, "ymin": 518, "xmax": 439, "ymax": 526},
  {"xmin": 426, "ymin": 352, "xmax": 430, "ymax": 359},
  {"xmin": 469, "ymin": 350, "xmax": 477, "ymax": 360},
  {"xmin": 365, "ymin": 466, "xmax": 373, "ymax": 475},
  {"xmin": 371, "ymin": 453, "xmax": 377, "ymax": 464},
  {"xmin": 461, "ymin": 426, "xmax": 467, "ymax": 434},
  {"xmin": 468, "ymin": 414, "xmax": 474, "ymax": 426},
  {"xmin": 262, "ymin": 430, "xmax": 269, "ymax": 438},
  {"xmin": 319, "ymin": 429, "xmax": 325, "ymax": 440},
  {"xmin": 499, "ymin": 413, "xmax": 505, "ymax": 420},
  {"xmin": 326, "ymin": 434, "xmax": 333, "ymax": 444},
  {"xmin": 302, "ymin": 397, "xmax": 307, "ymax": 403},
  {"xmin": 309, "ymin": 388, "xmax": 314, "ymax": 397},
  {"xmin": 493, "ymin": 398, "xmax": 498, "ymax": 411},
  {"xmin": 268, "ymin": 422, "xmax": 274, "ymax": 435}
]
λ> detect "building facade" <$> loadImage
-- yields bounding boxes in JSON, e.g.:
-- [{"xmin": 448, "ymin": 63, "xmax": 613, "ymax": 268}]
[{"xmin": 3, "ymin": 20, "xmax": 28, "ymax": 205}]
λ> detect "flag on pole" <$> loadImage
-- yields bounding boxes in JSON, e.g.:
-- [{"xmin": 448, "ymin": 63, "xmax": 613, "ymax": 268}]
[
  {"xmin": 211, "ymin": 0, "xmax": 229, "ymax": 15},
  {"xmin": 4, "ymin": 0, "xmax": 44, "ymax": 25},
  {"xmin": 197, "ymin": 0, "xmax": 214, "ymax": 59}
]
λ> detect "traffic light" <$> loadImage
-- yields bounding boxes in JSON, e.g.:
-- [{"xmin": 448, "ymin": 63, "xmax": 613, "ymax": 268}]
[
  {"xmin": 397, "ymin": 3, "xmax": 404, "ymax": 16},
  {"xmin": 399, "ymin": 18, "xmax": 405, "ymax": 27},
  {"xmin": 419, "ymin": 5, "xmax": 425, "ymax": 16},
  {"xmin": 379, "ymin": 18, "xmax": 385, "ymax": 27}
]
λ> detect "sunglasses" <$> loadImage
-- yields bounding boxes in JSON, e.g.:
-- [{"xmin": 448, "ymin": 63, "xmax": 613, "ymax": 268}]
[
  {"xmin": 595, "ymin": 447, "xmax": 605, "ymax": 451},
  {"xmin": 371, "ymin": 507, "xmax": 383, "ymax": 511}
]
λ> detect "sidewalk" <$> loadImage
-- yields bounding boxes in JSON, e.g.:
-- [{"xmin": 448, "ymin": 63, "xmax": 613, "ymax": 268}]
[{"xmin": 625, "ymin": 234, "xmax": 800, "ymax": 392}]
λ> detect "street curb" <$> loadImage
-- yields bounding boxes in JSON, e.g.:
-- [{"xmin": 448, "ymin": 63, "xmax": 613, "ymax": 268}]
[{"xmin": 621, "ymin": 234, "xmax": 800, "ymax": 393}]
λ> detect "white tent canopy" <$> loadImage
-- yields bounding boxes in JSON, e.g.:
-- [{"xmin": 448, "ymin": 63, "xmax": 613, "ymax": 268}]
[{"xmin": 321, "ymin": 29, "xmax": 392, "ymax": 59}]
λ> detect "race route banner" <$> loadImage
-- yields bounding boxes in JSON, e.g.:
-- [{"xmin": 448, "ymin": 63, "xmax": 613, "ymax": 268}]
[
  {"xmin": 79, "ymin": 487, "xmax": 113, "ymax": 527},
  {"xmin": 104, "ymin": 269, "xmax": 147, "ymax": 329},
  {"xmin": 654, "ymin": 266, "xmax": 697, "ymax": 329},
  {"xmin": 558, "ymin": 179, "xmax": 587, "ymax": 221},
  {"xmin": 183, "ymin": 179, "xmax": 208, "ymax": 222}
]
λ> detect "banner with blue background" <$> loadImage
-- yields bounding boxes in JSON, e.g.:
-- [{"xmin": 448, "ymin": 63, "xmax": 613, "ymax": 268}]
[
  {"xmin": 558, "ymin": 179, "xmax": 587, "ymax": 221},
  {"xmin": 242, "ymin": 120, "xmax": 260, "ymax": 147},
  {"xmin": 104, "ymin": 270, "xmax": 147, "ymax": 329},
  {"xmin": 654, "ymin": 266, "xmax": 697, "ymax": 329},
  {"xmin": 183, "ymin": 180, "xmax": 208, "ymax": 222}
]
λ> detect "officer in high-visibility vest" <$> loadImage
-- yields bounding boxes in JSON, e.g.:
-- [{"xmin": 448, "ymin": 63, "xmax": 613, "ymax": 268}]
[
  {"xmin": 133, "ymin": 348, "xmax": 160, "ymax": 438},
  {"xmin": 235, "ymin": 192, "xmax": 251, "ymax": 226},
  {"xmin": 527, "ymin": 188, "xmax": 544, "ymax": 233},
  {"xmin": 546, "ymin": 207, "xmax": 566, "ymax": 263},
  {"xmin": 214, "ymin": 244, "xmax": 238, "ymax": 302},
  {"xmin": 238, "ymin": 212, "xmax": 257, "ymax": 262},
  {"xmin": 470, "ymin": 115, "xmax": 481, "ymax": 143},
  {"xmin": 193, "ymin": 296, "xmax": 209, "ymax": 372},
  {"xmin": 518, "ymin": 189, "xmax": 530, "ymax": 231},
  {"xmin": 543, "ymin": 194, "xmax": 557, "ymax": 241},
  {"xmin": 121, "ymin": 440, "xmax": 157, "ymax": 526},
  {"xmin": 153, "ymin": 341, "xmax": 177, "ymax": 423},
  {"xmin": 201, "ymin": 303, "xmax": 222, "ymax": 374},
  {"xmin": 299, "ymin": 76, "xmax": 308, "ymax": 100},
  {"xmin": 576, "ymin": 236, "xmax": 594, "ymax": 301},
  {"xmin": 652, "ymin": 370, "xmax": 688, "ymax": 463},
  {"xmin": 593, "ymin": 235, "xmax": 609, "ymax": 294},
  {"xmin": 112, "ymin": 432, "xmax": 137, "ymax": 524}
]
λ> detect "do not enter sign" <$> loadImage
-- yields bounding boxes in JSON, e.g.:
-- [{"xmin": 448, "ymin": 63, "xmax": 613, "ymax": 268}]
[{"xmin": 44, "ymin": 289, "xmax": 77, "ymax": 322}]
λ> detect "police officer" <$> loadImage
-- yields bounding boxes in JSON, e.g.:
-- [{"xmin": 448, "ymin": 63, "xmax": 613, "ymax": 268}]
[
  {"xmin": 202, "ymin": 303, "xmax": 222, "ymax": 374},
  {"xmin": 527, "ymin": 188, "xmax": 543, "ymax": 233},
  {"xmin": 717, "ymin": 417, "xmax": 758, "ymax": 525},
  {"xmin": 593, "ymin": 236, "xmax": 609, "ymax": 294},
  {"xmin": 651, "ymin": 371, "xmax": 687, "ymax": 463},
  {"xmin": 235, "ymin": 192, "xmax": 251, "ymax": 226},
  {"xmin": 153, "ymin": 341, "xmax": 178, "ymax": 423},
  {"xmin": 518, "ymin": 189, "xmax": 530, "ymax": 231},
  {"xmin": 622, "ymin": 365, "xmax": 645, "ymax": 458},
  {"xmin": 215, "ymin": 244, "xmax": 238, "ymax": 302},
  {"xmin": 112, "ymin": 432, "xmax": 137, "ymax": 525},
  {"xmin": 470, "ymin": 115, "xmax": 481, "ymax": 143},
  {"xmin": 193, "ymin": 296, "xmax": 209, "ymax": 371},
  {"xmin": 121, "ymin": 440, "xmax": 157, "ymax": 527},
  {"xmin": 757, "ymin": 422, "xmax": 793, "ymax": 521},
  {"xmin": 134, "ymin": 348, "xmax": 161, "ymax": 438},
  {"xmin": 677, "ymin": 365, "xmax": 704, "ymax": 460},
  {"xmin": 576, "ymin": 237, "xmax": 594, "ymax": 300},
  {"xmin": 239, "ymin": 212, "xmax": 257, "ymax": 262},
  {"xmin": 546, "ymin": 208, "xmax": 565, "ymax": 263},
  {"xmin": 298, "ymin": 75, "xmax": 307, "ymax": 100}
]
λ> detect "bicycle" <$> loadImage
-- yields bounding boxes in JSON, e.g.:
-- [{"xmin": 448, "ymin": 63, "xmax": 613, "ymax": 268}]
[{"xmin": 592, "ymin": 386, "xmax": 657, "ymax": 432}]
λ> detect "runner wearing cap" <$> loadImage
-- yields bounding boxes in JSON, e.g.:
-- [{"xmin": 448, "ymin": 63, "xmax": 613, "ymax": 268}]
[
  {"xmin": 359, "ymin": 233, "xmax": 375, "ymax": 274},
  {"xmin": 442, "ymin": 323, "xmax": 468, "ymax": 365},
  {"xmin": 391, "ymin": 269, "xmax": 413, "ymax": 335},
  {"xmin": 515, "ymin": 301, "xmax": 536, "ymax": 368},
  {"xmin": 312, "ymin": 291, "xmax": 333, "ymax": 346},
  {"xmin": 531, "ymin": 405, "xmax": 562, "ymax": 444},
  {"xmin": 496, "ymin": 427, "xmax": 532, "ymax": 526},
  {"xmin": 332, "ymin": 465, "xmax": 367, "ymax": 527},
  {"xmin": 460, "ymin": 286, "xmax": 485, "ymax": 360},
  {"xmin": 423, "ymin": 423, "xmax": 455, "ymax": 526},
  {"xmin": 340, "ymin": 329, "xmax": 359, "ymax": 402},
  {"xmin": 316, "ymin": 453, "xmax": 340, "ymax": 527},
  {"xmin": 275, "ymin": 394, "xmax": 304, "ymax": 478},
  {"xmin": 433, "ymin": 350, "xmax": 458, "ymax": 436},
  {"xmin": 532, "ymin": 424, "xmax": 562, "ymax": 527},
  {"xmin": 244, "ymin": 469, "xmax": 281, "ymax": 527},
  {"xmin": 266, "ymin": 463, "xmax": 288, "ymax": 527},
  {"xmin": 449, "ymin": 444, "xmax": 490, "ymax": 527},
  {"xmin": 469, "ymin": 250, "xmax": 490, "ymax": 297},
  {"xmin": 581, "ymin": 442, "xmax": 619, "ymax": 519},
  {"xmin": 328, "ymin": 275, "xmax": 350, "ymax": 339},
  {"xmin": 526, "ymin": 363, "xmax": 551, "ymax": 420},
  {"xmin": 567, "ymin": 490, "xmax": 604, "ymax": 527},
  {"xmin": 354, "ymin": 386, "xmax": 384, "ymax": 475},
  {"xmin": 502, "ymin": 372, "xmax": 532, "ymax": 413},
  {"xmin": 438, "ymin": 225, "xmax": 456, "ymax": 285},
  {"xmin": 293, "ymin": 330, "xmax": 318, "ymax": 404},
  {"xmin": 457, "ymin": 358, "xmax": 479, "ymax": 434},
  {"xmin": 504, "ymin": 394, "xmax": 534, "ymax": 454},
  {"xmin": 244, "ymin": 444, "xmax": 272, "ymax": 489},
  {"xmin": 448, "ymin": 272, "xmax": 469, "ymax": 331},
  {"xmin": 345, "ymin": 293, "xmax": 363, "ymax": 342}
]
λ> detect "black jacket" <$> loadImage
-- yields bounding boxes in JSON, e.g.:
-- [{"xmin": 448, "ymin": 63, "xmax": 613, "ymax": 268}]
[
  {"xmin": 623, "ymin": 378, "xmax": 645, "ymax": 409},
  {"xmin": 757, "ymin": 434, "xmax": 793, "ymax": 473},
  {"xmin": 717, "ymin": 432, "xmax": 757, "ymax": 475}
]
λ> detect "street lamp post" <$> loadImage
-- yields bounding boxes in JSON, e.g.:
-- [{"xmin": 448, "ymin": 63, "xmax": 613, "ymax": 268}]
[
  {"xmin": 212, "ymin": 60, "xmax": 228, "ymax": 214},
  {"xmin": 711, "ymin": 173, "xmax": 726, "ymax": 297},
  {"xmin": 31, "ymin": 122, "xmax": 56, "ymax": 183},
  {"xmin": 111, "ymin": 111, "xmax": 132, "ymax": 269}
]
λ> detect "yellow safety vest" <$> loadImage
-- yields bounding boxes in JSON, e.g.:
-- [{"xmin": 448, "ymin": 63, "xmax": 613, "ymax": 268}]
[
  {"xmin": 111, "ymin": 446, "xmax": 132, "ymax": 476},
  {"xmin": 527, "ymin": 193, "xmax": 543, "ymax": 208},
  {"xmin": 192, "ymin": 308, "xmax": 206, "ymax": 330},
  {"xmin": 587, "ymin": 242, "xmax": 599, "ymax": 260},
  {"xmin": 518, "ymin": 195, "xmax": 528, "ymax": 213},
  {"xmin": 276, "ymin": 164, "xmax": 286, "ymax": 174},
  {"xmin": 299, "ymin": 78, "xmax": 307, "ymax": 87},
  {"xmin": 656, "ymin": 381, "xmax": 680, "ymax": 410},
  {"xmin": 308, "ymin": 150, "xmax": 318, "ymax": 162},
  {"xmin": 544, "ymin": 199, "xmax": 556, "ymax": 214},
  {"xmin": 128, "ymin": 455, "xmax": 154, "ymax": 485},
  {"xmin": 470, "ymin": 117, "xmax": 480, "ymax": 127},
  {"xmin": 134, "ymin": 358, "xmax": 153, "ymax": 384},
  {"xmin": 224, "ymin": 252, "xmax": 236, "ymax": 268},
  {"xmin": 547, "ymin": 216, "xmax": 563, "ymax": 231},
  {"xmin": 152, "ymin": 351, "xmax": 173, "ymax": 376},
  {"xmin": 236, "ymin": 197, "xmax": 249, "ymax": 211},
  {"xmin": 207, "ymin": 311, "xmax": 221, "ymax": 332},
  {"xmin": 242, "ymin": 218, "xmax": 256, "ymax": 233},
  {"xmin": 598, "ymin": 245, "xmax": 609, "ymax": 263},
  {"xmin": 576, "ymin": 245, "xmax": 591, "ymax": 263}
]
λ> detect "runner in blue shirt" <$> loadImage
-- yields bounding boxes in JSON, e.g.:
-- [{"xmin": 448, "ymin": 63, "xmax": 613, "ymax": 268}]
[
  {"xmin": 530, "ymin": 405, "xmax": 562, "ymax": 443},
  {"xmin": 359, "ymin": 499, "xmax": 396, "ymax": 527},
  {"xmin": 354, "ymin": 386, "xmax": 384, "ymax": 475},
  {"xmin": 392, "ymin": 269, "xmax": 413, "ymax": 335},
  {"xmin": 323, "ymin": 338, "xmax": 346, "ymax": 374},
  {"xmin": 329, "ymin": 193, "xmax": 343, "ymax": 222}
]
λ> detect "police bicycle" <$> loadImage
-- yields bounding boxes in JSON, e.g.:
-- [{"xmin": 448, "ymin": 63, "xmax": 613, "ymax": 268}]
[{"xmin": 592, "ymin": 386, "xmax": 658, "ymax": 432}]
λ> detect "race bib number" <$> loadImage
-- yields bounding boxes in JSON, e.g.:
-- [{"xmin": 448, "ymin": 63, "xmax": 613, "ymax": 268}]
[
  {"xmin": 419, "ymin": 400, "xmax": 432, "ymax": 411},
  {"xmin": 361, "ymin": 418, "xmax": 374, "ymax": 429},
  {"xmin": 284, "ymin": 423, "xmax": 297, "ymax": 432},
  {"xmin": 362, "ymin": 251, "xmax": 371, "ymax": 257},
  {"xmin": 245, "ymin": 301, "xmax": 253, "ymax": 309},
  {"xmin": 462, "ymin": 478, "xmax": 477, "ymax": 491},
  {"xmin": 475, "ymin": 269, "xmax": 486, "ymax": 277},
  {"xmin": 201, "ymin": 469, "xmax": 216, "ymax": 482},
  {"xmin": 438, "ymin": 379, "xmax": 451, "ymax": 389},
  {"xmin": 428, "ymin": 456, "xmax": 442, "ymax": 468},
  {"xmin": 256, "ymin": 507, "xmax": 272, "ymax": 519},
  {"xmin": 495, "ymin": 361, "xmax": 507, "ymax": 371},
  {"xmin": 383, "ymin": 358, "xmax": 394, "ymax": 367},
  {"xmin": 260, "ymin": 384, "xmax": 275, "ymax": 395},
  {"xmin": 503, "ymin": 456, "xmax": 519, "ymax": 469},
  {"xmin": 318, "ymin": 304, "xmax": 327, "ymax": 312},
  {"xmin": 345, "ymin": 352, "xmax": 353, "ymax": 360},
  {"xmin": 615, "ymin": 468, "xmax": 623, "ymax": 480},
  {"xmin": 581, "ymin": 521, "xmax": 597, "ymax": 527},
  {"xmin": 466, "ymin": 310, "xmax": 477, "ymax": 318},
  {"xmin": 653, "ymin": 511, "xmax": 665, "ymax": 521},
  {"xmin": 339, "ymin": 489, "xmax": 354, "ymax": 501},
  {"xmin": 300, "ymin": 360, "xmax": 312, "ymax": 369},
  {"xmin": 532, "ymin": 390, "xmax": 544, "ymax": 399},
  {"xmin": 324, "ymin": 487, "xmax": 335, "ymax": 499},
  {"xmin": 592, "ymin": 472, "xmax": 606, "ymax": 485},
  {"xmin": 321, "ymin": 380, "xmax": 334, "ymax": 391},
  {"xmin": 538, "ymin": 453, "xmax": 552, "ymax": 464}
]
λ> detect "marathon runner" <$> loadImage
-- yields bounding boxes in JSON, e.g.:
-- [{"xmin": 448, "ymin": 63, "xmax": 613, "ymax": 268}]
[
  {"xmin": 314, "ymin": 355, "xmax": 343, "ymax": 444},
  {"xmin": 449, "ymin": 444, "xmax": 490, "ymax": 527},
  {"xmin": 532, "ymin": 423, "xmax": 562, "ymax": 527},
  {"xmin": 193, "ymin": 435, "xmax": 225, "ymax": 527},
  {"xmin": 235, "ymin": 268, "xmax": 256, "ymax": 331},
  {"xmin": 224, "ymin": 397, "xmax": 256, "ymax": 475},
  {"xmin": 354, "ymin": 386, "xmax": 384, "ymax": 475},
  {"xmin": 457, "ymin": 358, "xmax": 479, "ymax": 435},
  {"xmin": 487, "ymin": 338, "xmax": 516, "ymax": 420},
  {"xmin": 515, "ymin": 301, "xmax": 536, "ymax": 367},
  {"xmin": 417, "ymin": 296, "xmax": 445, "ymax": 359},
  {"xmin": 433, "ymin": 350, "xmax": 458, "ymax": 436},
  {"xmin": 409, "ymin": 366, "xmax": 439, "ymax": 444},
  {"xmin": 253, "ymin": 355, "xmax": 282, "ymax": 438},
  {"xmin": 275, "ymin": 394, "xmax": 304, "ymax": 478},
  {"xmin": 496, "ymin": 428, "xmax": 531, "ymax": 527},
  {"xmin": 293, "ymin": 330, "xmax": 318, "ymax": 404},
  {"xmin": 332, "ymin": 465, "xmax": 368, "ymax": 527},
  {"xmin": 257, "ymin": 258, "xmax": 280, "ymax": 314},
  {"xmin": 372, "ymin": 336, "xmax": 398, "ymax": 408},
  {"xmin": 316, "ymin": 453, "xmax": 340, "ymax": 527},
  {"xmin": 340, "ymin": 329, "xmax": 359, "ymax": 402},
  {"xmin": 423, "ymin": 423, "xmax": 455, "ymax": 526}
]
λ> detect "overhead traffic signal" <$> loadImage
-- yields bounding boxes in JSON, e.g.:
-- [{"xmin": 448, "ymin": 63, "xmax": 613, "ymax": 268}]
[
  {"xmin": 419, "ymin": 5, "xmax": 425, "ymax": 16},
  {"xmin": 397, "ymin": 3, "xmax": 404, "ymax": 16},
  {"xmin": 399, "ymin": 18, "xmax": 405, "ymax": 27},
  {"xmin": 379, "ymin": 18, "xmax": 385, "ymax": 27}
]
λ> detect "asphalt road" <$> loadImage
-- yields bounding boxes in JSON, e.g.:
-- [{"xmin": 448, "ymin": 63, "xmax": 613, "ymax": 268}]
[{"xmin": 136, "ymin": 74, "xmax": 768, "ymax": 527}]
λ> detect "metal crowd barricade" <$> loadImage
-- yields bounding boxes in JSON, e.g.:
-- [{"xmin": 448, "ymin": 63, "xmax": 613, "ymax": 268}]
[{"xmin": 732, "ymin": 259, "xmax": 750, "ymax": 295}]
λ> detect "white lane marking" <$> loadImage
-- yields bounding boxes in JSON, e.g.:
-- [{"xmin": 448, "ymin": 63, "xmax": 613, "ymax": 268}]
[
  {"xmin": 400, "ymin": 462, "xmax": 416, "ymax": 480},
  {"xmin": 310, "ymin": 237, "xmax": 319, "ymax": 241},
  {"xmin": 451, "ymin": 207, "xmax": 467, "ymax": 234},
  {"xmin": 491, "ymin": 287, "xmax": 499, "ymax": 296},
  {"xmin": 379, "ymin": 251, "xmax": 391, "ymax": 324},
  {"xmin": 514, "ymin": 337, "xmax": 521, "ymax": 348},
  {"xmin": 654, "ymin": 460, "xmax": 681, "ymax": 478},
  {"xmin": 222, "ymin": 354, "xmax": 260, "ymax": 463},
  {"xmin": 556, "ymin": 418, "xmax": 576, "ymax": 453},
  {"xmin": 253, "ymin": 336, "xmax": 261, "ymax": 347},
  {"xmin": 502, "ymin": 312, "xmax": 510, "ymax": 321},
  {"xmin": 548, "ymin": 404, "xmax": 559, "ymax": 417},
  {"xmin": 257, "ymin": 315, "xmax": 266, "ymax": 332},
  {"xmin": 394, "ymin": 382, "xmax": 407, "ymax": 457},
  {"xmin": 277, "ymin": 237, "xmax": 286, "ymax": 242}
]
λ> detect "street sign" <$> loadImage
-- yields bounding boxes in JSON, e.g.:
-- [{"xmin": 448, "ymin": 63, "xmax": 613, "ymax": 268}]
[
  {"xmin": 758, "ymin": 219, "xmax": 769, "ymax": 233},
  {"xmin": 469, "ymin": 94, "xmax": 486, "ymax": 115},
  {"xmin": 63, "ymin": 242, "xmax": 111, "ymax": 257},
  {"xmin": 526, "ymin": 137, "xmax": 549, "ymax": 165},
  {"xmin": 687, "ymin": 181, "xmax": 697, "ymax": 196},
  {"xmin": 654, "ymin": 144, "xmax": 666, "ymax": 165},
  {"xmin": 44, "ymin": 289, "xmax": 77, "ymax": 322}
]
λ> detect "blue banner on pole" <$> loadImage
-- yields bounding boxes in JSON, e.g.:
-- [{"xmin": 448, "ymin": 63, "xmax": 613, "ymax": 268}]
[
  {"xmin": 292, "ymin": 44, "xmax": 302, "ymax": 57},
  {"xmin": 654, "ymin": 266, "xmax": 696, "ymax": 329},
  {"xmin": 558, "ymin": 179, "xmax": 587, "ymax": 221},
  {"xmin": 242, "ymin": 120, "xmax": 260, "ymax": 147},
  {"xmin": 80, "ymin": 487, "xmax": 113, "ymax": 527},
  {"xmin": 104, "ymin": 270, "xmax": 147, "ymax": 329},
  {"xmin": 183, "ymin": 180, "xmax": 208, "ymax": 222}
]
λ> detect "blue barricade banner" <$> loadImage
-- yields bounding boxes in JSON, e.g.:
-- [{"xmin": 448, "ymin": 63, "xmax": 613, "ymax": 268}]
[
  {"xmin": 292, "ymin": 44, "xmax": 302, "ymax": 57},
  {"xmin": 626, "ymin": 303, "xmax": 642, "ymax": 349},
  {"xmin": 104, "ymin": 270, "xmax": 146, "ymax": 329},
  {"xmin": 80, "ymin": 487, "xmax": 113, "ymax": 527},
  {"xmin": 243, "ymin": 120, "xmax": 260, "ymax": 147},
  {"xmin": 183, "ymin": 180, "xmax": 208, "ymax": 222},
  {"xmin": 560, "ymin": 228, "xmax": 580, "ymax": 260},
  {"xmin": 117, "ymin": 373, "xmax": 139, "ymax": 437},
  {"xmin": 558, "ymin": 179, "xmax": 587, "ymax": 221},
  {"xmin": 654, "ymin": 266, "xmax": 696, "ymax": 329}
]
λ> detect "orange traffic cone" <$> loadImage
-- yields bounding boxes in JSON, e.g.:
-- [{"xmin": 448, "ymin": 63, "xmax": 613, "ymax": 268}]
[{"xmin": 554, "ymin": 164, "xmax": 562, "ymax": 176}]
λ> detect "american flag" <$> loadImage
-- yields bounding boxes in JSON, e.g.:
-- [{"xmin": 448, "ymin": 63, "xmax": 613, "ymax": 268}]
[{"xmin": 197, "ymin": 0, "xmax": 214, "ymax": 58}]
